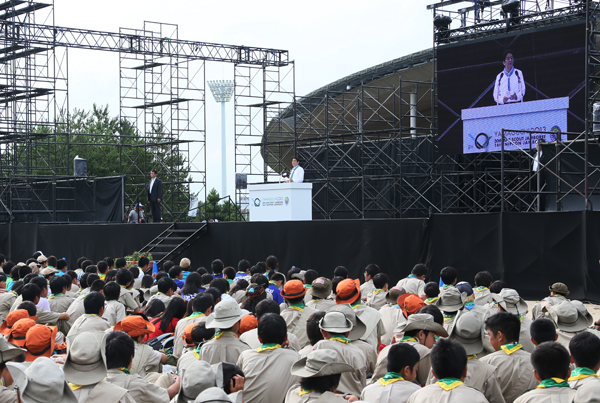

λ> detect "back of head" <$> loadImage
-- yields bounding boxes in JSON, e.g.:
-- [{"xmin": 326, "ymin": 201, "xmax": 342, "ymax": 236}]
[
  {"xmin": 17, "ymin": 301, "xmax": 37, "ymax": 316},
  {"xmin": 162, "ymin": 260, "xmax": 174, "ymax": 272},
  {"xmin": 89, "ymin": 279, "xmax": 105, "ymax": 292},
  {"xmin": 431, "ymin": 338, "xmax": 467, "ymax": 379},
  {"xmin": 141, "ymin": 275, "xmax": 153, "ymax": 289},
  {"xmin": 205, "ymin": 288, "xmax": 221, "ymax": 304},
  {"xmin": 417, "ymin": 305, "xmax": 444, "ymax": 325},
  {"xmin": 306, "ymin": 311, "xmax": 326, "ymax": 346},
  {"xmin": 143, "ymin": 298, "xmax": 165, "ymax": 318},
  {"xmin": 388, "ymin": 342, "xmax": 420, "ymax": 373},
  {"xmin": 265, "ymin": 255, "xmax": 278, "ymax": 272},
  {"xmin": 169, "ymin": 266, "xmax": 183, "ymax": 279},
  {"xmin": 106, "ymin": 331, "xmax": 135, "ymax": 369},
  {"xmin": 104, "ymin": 257, "xmax": 114, "ymax": 268},
  {"xmin": 304, "ymin": 270, "xmax": 318, "ymax": 286},
  {"xmin": 364, "ymin": 263, "xmax": 380, "ymax": 278},
  {"xmin": 97, "ymin": 261, "xmax": 108, "ymax": 274},
  {"xmin": 209, "ymin": 278, "xmax": 229, "ymax": 294},
  {"xmin": 49, "ymin": 276, "xmax": 67, "ymax": 295},
  {"xmin": 115, "ymin": 258, "xmax": 126, "ymax": 269},
  {"xmin": 29, "ymin": 276, "xmax": 47, "ymax": 292},
  {"xmin": 20, "ymin": 283, "xmax": 41, "ymax": 302},
  {"xmin": 331, "ymin": 277, "xmax": 343, "ymax": 296},
  {"xmin": 440, "ymin": 266, "xmax": 458, "ymax": 285},
  {"xmin": 485, "ymin": 311, "xmax": 520, "ymax": 343},
  {"xmin": 116, "ymin": 269, "xmax": 133, "ymax": 287},
  {"xmin": 18, "ymin": 265, "xmax": 32, "ymax": 280},
  {"xmin": 373, "ymin": 273, "xmax": 389, "ymax": 290},
  {"xmin": 103, "ymin": 282, "xmax": 121, "ymax": 301},
  {"xmin": 490, "ymin": 280, "xmax": 507, "ymax": 294},
  {"xmin": 474, "ymin": 271, "xmax": 493, "ymax": 288},
  {"xmin": 84, "ymin": 292, "xmax": 105, "ymax": 315},
  {"xmin": 530, "ymin": 318, "xmax": 557, "ymax": 345},
  {"xmin": 201, "ymin": 274, "xmax": 214, "ymax": 287},
  {"xmin": 157, "ymin": 277, "xmax": 174, "ymax": 294},
  {"xmin": 11, "ymin": 281, "xmax": 24, "ymax": 294},
  {"xmin": 333, "ymin": 266, "xmax": 348, "ymax": 279},
  {"xmin": 250, "ymin": 274, "xmax": 268, "ymax": 288},
  {"xmin": 211, "ymin": 259, "xmax": 224, "ymax": 275},
  {"xmin": 57, "ymin": 260, "xmax": 68, "ymax": 272},
  {"xmin": 191, "ymin": 322, "xmax": 215, "ymax": 344},
  {"xmin": 138, "ymin": 256, "xmax": 150, "ymax": 269},
  {"xmin": 424, "ymin": 282, "xmax": 440, "ymax": 298},
  {"xmin": 220, "ymin": 363, "xmax": 245, "ymax": 395},
  {"xmin": 287, "ymin": 267, "xmax": 300, "ymax": 280},
  {"xmin": 531, "ymin": 341, "xmax": 570, "ymax": 380},
  {"xmin": 223, "ymin": 267, "xmax": 236, "ymax": 280},
  {"xmin": 255, "ymin": 299, "xmax": 280, "ymax": 320},
  {"xmin": 570, "ymin": 332, "xmax": 600, "ymax": 369},
  {"xmin": 257, "ymin": 313, "xmax": 287, "ymax": 345},
  {"xmin": 81, "ymin": 260, "xmax": 93, "ymax": 271},
  {"xmin": 238, "ymin": 259, "xmax": 251, "ymax": 273},
  {"xmin": 192, "ymin": 293, "xmax": 215, "ymax": 314},
  {"xmin": 271, "ymin": 272, "xmax": 284, "ymax": 283},
  {"xmin": 411, "ymin": 263, "xmax": 428, "ymax": 277},
  {"xmin": 128, "ymin": 266, "xmax": 139, "ymax": 279}
]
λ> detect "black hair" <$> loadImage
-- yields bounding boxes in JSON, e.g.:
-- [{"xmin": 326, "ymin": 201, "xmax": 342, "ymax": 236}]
[
  {"xmin": 115, "ymin": 258, "xmax": 126, "ymax": 269},
  {"xmin": 223, "ymin": 266, "xmax": 236, "ymax": 280},
  {"xmin": 47, "ymin": 256, "xmax": 57, "ymax": 268},
  {"xmin": 191, "ymin": 322, "xmax": 215, "ymax": 343},
  {"xmin": 531, "ymin": 341, "xmax": 570, "ymax": 380},
  {"xmin": 411, "ymin": 263, "xmax": 428, "ymax": 277},
  {"xmin": 241, "ymin": 287, "xmax": 267, "ymax": 315},
  {"xmin": 49, "ymin": 276, "xmax": 67, "ymax": 295},
  {"xmin": 201, "ymin": 274, "xmax": 214, "ymax": 286},
  {"xmin": 76, "ymin": 257, "xmax": 87, "ymax": 268},
  {"xmin": 128, "ymin": 266, "xmax": 139, "ymax": 279},
  {"xmin": 16, "ymin": 301, "xmax": 37, "ymax": 317},
  {"xmin": 0, "ymin": 274, "xmax": 6, "ymax": 283},
  {"xmin": 490, "ymin": 280, "xmax": 507, "ymax": 294},
  {"xmin": 210, "ymin": 278, "xmax": 229, "ymax": 294},
  {"xmin": 81, "ymin": 260, "xmax": 93, "ymax": 271},
  {"xmin": 304, "ymin": 270, "xmax": 319, "ymax": 286},
  {"xmin": 66, "ymin": 270, "xmax": 78, "ymax": 282},
  {"xmin": 192, "ymin": 293, "xmax": 215, "ymax": 313},
  {"xmin": 255, "ymin": 299, "xmax": 280, "ymax": 320},
  {"xmin": 431, "ymin": 338, "xmax": 467, "ymax": 379},
  {"xmin": 271, "ymin": 272, "xmax": 285, "ymax": 283},
  {"xmin": 484, "ymin": 311, "xmax": 520, "ymax": 343},
  {"xmin": 333, "ymin": 266, "xmax": 348, "ymax": 279},
  {"xmin": 205, "ymin": 287, "xmax": 221, "ymax": 304},
  {"xmin": 57, "ymin": 260, "xmax": 68, "ymax": 272},
  {"xmin": 9, "ymin": 265, "xmax": 19, "ymax": 282},
  {"xmin": 299, "ymin": 374, "xmax": 341, "ymax": 394},
  {"xmin": 250, "ymin": 274, "xmax": 269, "ymax": 288},
  {"xmin": 306, "ymin": 311, "xmax": 326, "ymax": 346},
  {"xmin": 331, "ymin": 277, "xmax": 343, "ymax": 296},
  {"xmin": 157, "ymin": 278, "xmax": 174, "ymax": 294},
  {"xmin": 220, "ymin": 363, "xmax": 245, "ymax": 395},
  {"xmin": 502, "ymin": 49, "xmax": 513, "ymax": 62},
  {"xmin": 570, "ymin": 332, "xmax": 600, "ymax": 369},
  {"xmin": 63, "ymin": 274, "xmax": 72, "ymax": 288},
  {"xmin": 474, "ymin": 271, "xmax": 493, "ymax": 288},
  {"xmin": 238, "ymin": 259, "xmax": 251, "ymax": 273},
  {"xmin": 104, "ymin": 257, "xmax": 114, "ymax": 267},
  {"xmin": 22, "ymin": 273, "xmax": 37, "ymax": 285},
  {"xmin": 373, "ymin": 273, "xmax": 389, "ymax": 290},
  {"xmin": 156, "ymin": 297, "xmax": 186, "ymax": 333},
  {"xmin": 79, "ymin": 273, "xmax": 89, "ymax": 289},
  {"xmin": 169, "ymin": 266, "xmax": 183, "ymax": 279},
  {"xmin": 10, "ymin": 281, "xmax": 24, "ymax": 294},
  {"xmin": 141, "ymin": 275, "xmax": 153, "ymax": 289},
  {"xmin": 18, "ymin": 266, "xmax": 32, "ymax": 280},
  {"xmin": 104, "ymin": 282, "xmax": 121, "ymax": 301},
  {"xmin": 286, "ymin": 267, "xmax": 300, "ymax": 280},
  {"xmin": 143, "ymin": 298, "xmax": 165, "ymax": 319},
  {"xmin": 211, "ymin": 259, "xmax": 224, "ymax": 275},
  {"xmin": 29, "ymin": 276, "xmax": 47, "ymax": 291},
  {"xmin": 182, "ymin": 272, "xmax": 202, "ymax": 296},
  {"xmin": 84, "ymin": 292, "xmax": 105, "ymax": 315},
  {"xmin": 265, "ymin": 255, "xmax": 278, "ymax": 272},
  {"xmin": 20, "ymin": 283, "xmax": 41, "ymax": 302},
  {"xmin": 250, "ymin": 265, "xmax": 265, "ymax": 276},
  {"xmin": 364, "ymin": 263, "xmax": 381, "ymax": 278},
  {"xmin": 257, "ymin": 313, "xmax": 287, "ymax": 345},
  {"xmin": 424, "ymin": 282, "xmax": 440, "ymax": 298},
  {"xmin": 88, "ymin": 274, "xmax": 101, "ymax": 289},
  {"xmin": 440, "ymin": 267, "xmax": 458, "ymax": 285},
  {"xmin": 155, "ymin": 272, "xmax": 169, "ymax": 282},
  {"xmin": 116, "ymin": 269, "xmax": 134, "ymax": 287},
  {"xmin": 90, "ymin": 279, "xmax": 105, "ymax": 292},
  {"xmin": 151, "ymin": 168, "xmax": 158, "ymax": 175},
  {"xmin": 229, "ymin": 279, "xmax": 249, "ymax": 296},
  {"xmin": 138, "ymin": 256, "xmax": 149, "ymax": 268},
  {"xmin": 104, "ymin": 270, "xmax": 118, "ymax": 283},
  {"xmin": 404, "ymin": 328, "xmax": 430, "ymax": 339},
  {"xmin": 0, "ymin": 254, "xmax": 5, "ymax": 265},
  {"xmin": 388, "ymin": 342, "xmax": 420, "ymax": 373},
  {"xmin": 97, "ymin": 261, "xmax": 108, "ymax": 274},
  {"xmin": 530, "ymin": 318, "xmax": 557, "ymax": 345},
  {"xmin": 162, "ymin": 260, "xmax": 175, "ymax": 272},
  {"xmin": 417, "ymin": 305, "xmax": 444, "ymax": 325},
  {"xmin": 106, "ymin": 331, "xmax": 135, "ymax": 369}
]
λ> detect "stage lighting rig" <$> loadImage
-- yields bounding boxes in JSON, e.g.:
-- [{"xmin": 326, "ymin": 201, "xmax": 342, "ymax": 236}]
[
  {"xmin": 501, "ymin": 0, "xmax": 521, "ymax": 25},
  {"xmin": 434, "ymin": 15, "xmax": 452, "ymax": 40}
]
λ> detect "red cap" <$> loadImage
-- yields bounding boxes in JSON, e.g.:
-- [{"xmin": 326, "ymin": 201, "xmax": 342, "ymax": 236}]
[
  {"xmin": 397, "ymin": 293, "xmax": 425, "ymax": 318},
  {"xmin": 24, "ymin": 324, "xmax": 57, "ymax": 362},
  {"xmin": 0, "ymin": 309, "xmax": 37, "ymax": 336},
  {"xmin": 335, "ymin": 278, "xmax": 361, "ymax": 305},
  {"xmin": 281, "ymin": 280, "xmax": 306, "ymax": 299},
  {"xmin": 114, "ymin": 315, "xmax": 156, "ymax": 337}
]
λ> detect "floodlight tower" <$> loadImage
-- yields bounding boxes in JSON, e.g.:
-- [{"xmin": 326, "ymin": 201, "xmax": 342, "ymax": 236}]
[{"xmin": 208, "ymin": 80, "xmax": 234, "ymax": 198}]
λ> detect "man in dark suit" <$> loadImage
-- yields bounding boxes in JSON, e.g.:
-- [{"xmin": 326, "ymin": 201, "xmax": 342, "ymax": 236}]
[{"xmin": 147, "ymin": 169, "xmax": 163, "ymax": 222}]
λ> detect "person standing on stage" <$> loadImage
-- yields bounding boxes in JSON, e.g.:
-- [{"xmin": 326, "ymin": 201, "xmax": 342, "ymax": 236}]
[
  {"xmin": 288, "ymin": 156, "xmax": 304, "ymax": 183},
  {"xmin": 493, "ymin": 50, "xmax": 526, "ymax": 105},
  {"xmin": 147, "ymin": 169, "xmax": 163, "ymax": 223}
]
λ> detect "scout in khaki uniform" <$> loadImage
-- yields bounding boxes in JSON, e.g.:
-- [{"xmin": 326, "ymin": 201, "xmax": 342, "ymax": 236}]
[
  {"xmin": 306, "ymin": 277, "xmax": 336, "ymax": 311},
  {"xmin": 102, "ymin": 282, "xmax": 126, "ymax": 327},
  {"xmin": 281, "ymin": 280, "xmax": 318, "ymax": 348},
  {"xmin": 23, "ymin": 324, "xmax": 66, "ymax": 362},
  {"xmin": 239, "ymin": 299, "xmax": 302, "ymax": 351},
  {"xmin": 201, "ymin": 298, "xmax": 251, "ymax": 365},
  {"xmin": 473, "ymin": 271, "xmax": 494, "ymax": 306},
  {"xmin": 66, "ymin": 278, "xmax": 104, "ymax": 326},
  {"xmin": 48, "ymin": 276, "xmax": 75, "ymax": 314},
  {"xmin": 493, "ymin": 288, "xmax": 534, "ymax": 353},
  {"xmin": 514, "ymin": 342, "xmax": 575, "ymax": 403},
  {"xmin": 407, "ymin": 338, "xmax": 488, "ymax": 403},
  {"xmin": 285, "ymin": 349, "xmax": 357, "ymax": 403},
  {"xmin": 378, "ymin": 286, "xmax": 407, "ymax": 345},
  {"xmin": 0, "ymin": 284, "xmax": 19, "ymax": 322},
  {"xmin": 481, "ymin": 311, "xmax": 539, "ymax": 403},
  {"xmin": 62, "ymin": 331, "xmax": 136, "ymax": 403},
  {"xmin": 172, "ymin": 292, "xmax": 213, "ymax": 358},
  {"xmin": 0, "ymin": 336, "xmax": 26, "ymax": 403},
  {"xmin": 312, "ymin": 311, "xmax": 367, "ymax": 396},
  {"xmin": 116, "ymin": 269, "xmax": 142, "ymax": 313},
  {"xmin": 172, "ymin": 360, "xmax": 220, "ymax": 402},
  {"xmin": 445, "ymin": 308, "xmax": 505, "ymax": 403},
  {"xmin": 545, "ymin": 300, "xmax": 594, "ymax": 351},
  {"xmin": 424, "ymin": 282, "xmax": 440, "ymax": 305},
  {"xmin": 365, "ymin": 273, "xmax": 389, "ymax": 310},
  {"xmin": 434, "ymin": 286, "xmax": 466, "ymax": 333},
  {"xmin": 531, "ymin": 282, "xmax": 570, "ymax": 319},
  {"xmin": 68, "ymin": 292, "xmax": 111, "ymax": 338},
  {"xmin": 104, "ymin": 330, "xmax": 180, "ymax": 402},
  {"xmin": 146, "ymin": 277, "xmax": 176, "ymax": 308},
  {"xmin": 237, "ymin": 313, "xmax": 300, "ymax": 403},
  {"xmin": 568, "ymin": 332, "xmax": 600, "ymax": 401},
  {"xmin": 361, "ymin": 343, "xmax": 421, "ymax": 403},
  {"xmin": 7, "ymin": 357, "xmax": 79, "ymax": 403},
  {"xmin": 396, "ymin": 264, "xmax": 427, "ymax": 296}
]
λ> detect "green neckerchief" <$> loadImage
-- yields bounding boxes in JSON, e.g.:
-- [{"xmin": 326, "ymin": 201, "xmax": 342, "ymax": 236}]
[
  {"xmin": 269, "ymin": 281, "xmax": 277, "ymax": 286},
  {"xmin": 215, "ymin": 330, "xmax": 237, "ymax": 339},
  {"xmin": 464, "ymin": 302, "xmax": 475, "ymax": 310},
  {"xmin": 436, "ymin": 378, "xmax": 463, "ymax": 391},
  {"xmin": 117, "ymin": 367, "xmax": 131, "ymax": 375},
  {"xmin": 382, "ymin": 372, "xmax": 404, "ymax": 381},
  {"xmin": 475, "ymin": 286, "xmax": 488, "ymax": 291},
  {"xmin": 537, "ymin": 378, "xmax": 569, "ymax": 389},
  {"xmin": 49, "ymin": 293, "xmax": 64, "ymax": 299},
  {"xmin": 408, "ymin": 274, "xmax": 417, "ymax": 279},
  {"xmin": 289, "ymin": 302, "xmax": 305, "ymax": 311},
  {"xmin": 330, "ymin": 334, "xmax": 351, "ymax": 344},
  {"xmin": 500, "ymin": 342, "xmax": 523, "ymax": 355},
  {"xmin": 569, "ymin": 367, "xmax": 599, "ymax": 381},
  {"xmin": 187, "ymin": 312, "xmax": 205, "ymax": 320},
  {"xmin": 193, "ymin": 345, "xmax": 202, "ymax": 359},
  {"xmin": 401, "ymin": 336, "xmax": 418, "ymax": 343},
  {"xmin": 226, "ymin": 279, "xmax": 233, "ymax": 284},
  {"xmin": 257, "ymin": 343, "xmax": 281, "ymax": 352},
  {"xmin": 351, "ymin": 301, "xmax": 362, "ymax": 308},
  {"xmin": 425, "ymin": 297, "xmax": 439, "ymax": 304},
  {"xmin": 305, "ymin": 284, "xmax": 311, "ymax": 288}
]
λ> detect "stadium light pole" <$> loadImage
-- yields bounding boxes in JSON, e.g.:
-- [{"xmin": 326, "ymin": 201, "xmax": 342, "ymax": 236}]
[{"xmin": 208, "ymin": 80, "xmax": 235, "ymax": 198}]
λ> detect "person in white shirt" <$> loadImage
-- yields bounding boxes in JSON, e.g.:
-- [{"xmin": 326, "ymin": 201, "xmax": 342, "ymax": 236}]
[
  {"xmin": 493, "ymin": 50, "xmax": 525, "ymax": 105},
  {"xmin": 288, "ymin": 156, "xmax": 304, "ymax": 183}
]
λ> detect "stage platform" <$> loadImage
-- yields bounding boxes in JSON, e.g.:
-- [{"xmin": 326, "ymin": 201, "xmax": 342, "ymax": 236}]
[{"xmin": 1, "ymin": 211, "xmax": 599, "ymax": 302}]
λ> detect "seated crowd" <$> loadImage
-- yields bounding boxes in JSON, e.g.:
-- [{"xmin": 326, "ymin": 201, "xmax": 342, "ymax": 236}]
[{"xmin": 0, "ymin": 252, "xmax": 596, "ymax": 402}]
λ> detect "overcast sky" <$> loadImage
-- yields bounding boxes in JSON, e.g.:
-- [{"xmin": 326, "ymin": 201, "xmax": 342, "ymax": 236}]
[{"xmin": 54, "ymin": 0, "xmax": 434, "ymax": 197}]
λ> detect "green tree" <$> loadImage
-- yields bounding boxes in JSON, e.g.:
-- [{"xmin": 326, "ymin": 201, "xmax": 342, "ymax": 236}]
[{"xmin": 198, "ymin": 188, "xmax": 245, "ymax": 222}]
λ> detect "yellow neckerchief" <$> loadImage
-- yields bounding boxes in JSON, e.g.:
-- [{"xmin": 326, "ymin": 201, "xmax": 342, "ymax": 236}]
[
  {"xmin": 436, "ymin": 378, "xmax": 464, "ymax": 391},
  {"xmin": 443, "ymin": 313, "xmax": 456, "ymax": 322},
  {"xmin": 518, "ymin": 314, "xmax": 524, "ymax": 323},
  {"xmin": 193, "ymin": 345, "xmax": 201, "ymax": 359},
  {"xmin": 299, "ymin": 388, "xmax": 313, "ymax": 396},
  {"xmin": 214, "ymin": 330, "xmax": 237, "ymax": 340},
  {"xmin": 537, "ymin": 378, "xmax": 570, "ymax": 389},
  {"xmin": 49, "ymin": 293, "xmax": 64, "ymax": 299},
  {"xmin": 569, "ymin": 367, "xmax": 599, "ymax": 381},
  {"xmin": 117, "ymin": 367, "xmax": 131, "ymax": 375},
  {"xmin": 186, "ymin": 312, "xmax": 205, "ymax": 320},
  {"xmin": 288, "ymin": 302, "xmax": 305, "ymax": 312},
  {"xmin": 401, "ymin": 336, "xmax": 418, "ymax": 343},
  {"xmin": 257, "ymin": 343, "xmax": 281, "ymax": 353},
  {"xmin": 330, "ymin": 335, "xmax": 351, "ymax": 344},
  {"xmin": 500, "ymin": 342, "xmax": 523, "ymax": 355},
  {"xmin": 98, "ymin": 273, "xmax": 106, "ymax": 281},
  {"xmin": 69, "ymin": 383, "xmax": 84, "ymax": 391},
  {"xmin": 425, "ymin": 297, "xmax": 439, "ymax": 304},
  {"xmin": 373, "ymin": 289, "xmax": 383, "ymax": 294},
  {"xmin": 90, "ymin": 314, "xmax": 100, "ymax": 317},
  {"xmin": 467, "ymin": 354, "xmax": 478, "ymax": 360},
  {"xmin": 351, "ymin": 301, "xmax": 362, "ymax": 309},
  {"xmin": 379, "ymin": 372, "xmax": 405, "ymax": 386}
]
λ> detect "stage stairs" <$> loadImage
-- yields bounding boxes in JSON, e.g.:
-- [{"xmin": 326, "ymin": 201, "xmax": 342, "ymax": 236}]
[{"xmin": 139, "ymin": 223, "xmax": 207, "ymax": 269}]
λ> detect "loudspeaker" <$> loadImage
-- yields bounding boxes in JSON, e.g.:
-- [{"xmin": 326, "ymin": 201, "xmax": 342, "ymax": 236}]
[
  {"xmin": 235, "ymin": 173, "xmax": 247, "ymax": 190},
  {"xmin": 74, "ymin": 156, "xmax": 87, "ymax": 177}
]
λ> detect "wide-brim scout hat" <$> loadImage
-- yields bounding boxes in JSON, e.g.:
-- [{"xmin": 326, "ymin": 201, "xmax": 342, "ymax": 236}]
[
  {"xmin": 205, "ymin": 298, "xmax": 249, "ymax": 330},
  {"xmin": 386, "ymin": 286, "xmax": 406, "ymax": 304},
  {"xmin": 396, "ymin": 313, "xmax": 449, "ymax": 337},
  {"xmin": 24, "ymin": 325, "xmax": 57, "ymax": 362},
  {"xmin": 397, "ymin": 293, "xmax": 425, "ymax": 318},
  {"xmin": 8, "ymin": 357, "xmax": 78, "ymax": 403},
  {"xmin": 63, "ymin": 331, "xmax": 107, "ymax": 386},
  {"xmin": 176, "ymin": 360, "xmax": 216, "ymax": 403},
  {"xmin": 114, "ymin": 315, "xmax": 156, "ymax": 337},
  {"xmin": 434, "ymin": 287, "xmax": 466, "ymax": 312},
  {"xmin": 194, "ymin": 387, "xmax": 234, "ymax": 403},
  {"xmin": 549, "ymin": 282, "xmax": 570, "ymax": 296},
  {"xmin": 41, "ymin": 268, "xmax": 58, "ymax": 277},
  {"xmin": 449, "ymin": 309, "xmax": 484, "ymax": 355},
  {"xmin": 0, "ymin": 336, "xmax": 26, "ymax": 363},
  {"xmin": 8, "ymin": 318, "xmax": 37, "ymax": 347},
  {"xmin": 281, "ymin": 280, "xmax": 306, "ymax": 299},
  {"xmin": 36, "ymin": 255, "xmax": 48, "ymax": 264},
  {"xmin": 546, "ymin": 301, "xmax": 589, "ymax": 332},
  {"xmin": 492, "ymin": 288, "xmax": 528, "ymax": 315},
  {"xmin": 291, "ymin": 270, "xmax": 306, "ymax": 281},
  {"xmin": 571, "ymin": 300, "xmax": 594, "ymax": 327},
  {"xmin": 291, "ymin": 349, "xmax": 354, "ymax": 378},
  {"xmin": 335, "ymin": 278, "xmax": 361, "ymax": 305},
  {"xmin": 310, "ymin": 277, "xmax": 332, "ymax": 299},
  {"xmin": 319, "ymin": 311, "xmax": 353, "ymax": 334},
  {"xmin": 326, "ymin": 304, "xmax": 367, "ymax": 340},
  {"xmin": 0, "ymin": 309, "xmax": 37, "ymax": 336}
]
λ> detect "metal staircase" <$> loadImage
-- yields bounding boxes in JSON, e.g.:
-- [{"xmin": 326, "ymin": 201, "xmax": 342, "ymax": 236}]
[{"xmin": 139, "ymin": 223, "xmax": 207, "ymax": 270}]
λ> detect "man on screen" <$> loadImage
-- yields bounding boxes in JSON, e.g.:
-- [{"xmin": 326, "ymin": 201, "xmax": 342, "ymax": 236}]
[{"xmin": 493, "ymin": 50, "xmax": 526, "ymax": 105}]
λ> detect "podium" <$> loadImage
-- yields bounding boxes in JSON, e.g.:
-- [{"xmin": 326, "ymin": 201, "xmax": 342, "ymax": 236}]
[
  {"xmin": 248, "ymin": 183, "xmax": 313, "ymax": 222},
  {"xmin": 462, "ymin": 97, "xmax": 569, "ymax": 154}
]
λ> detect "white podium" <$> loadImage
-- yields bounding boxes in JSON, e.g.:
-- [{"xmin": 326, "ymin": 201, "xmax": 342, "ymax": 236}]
[
  {"xmin": 462, "ymin": 97, "xmax": 569, "ymax": 154},
  {"xmin": 248, "ymin": 183, "xmax": 313, "ymax": 222}
]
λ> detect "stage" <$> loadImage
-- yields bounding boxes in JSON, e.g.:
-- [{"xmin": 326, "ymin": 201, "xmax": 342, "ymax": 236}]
[{"xmin": 1, "ymin": 211, "xmax": 599, "ymax": 302}]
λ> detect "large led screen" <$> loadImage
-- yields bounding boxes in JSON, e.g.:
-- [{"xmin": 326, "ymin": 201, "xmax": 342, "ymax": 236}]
[{"xmin": 437, "ymin": 22, "xmax": 586, "ymax": 155}]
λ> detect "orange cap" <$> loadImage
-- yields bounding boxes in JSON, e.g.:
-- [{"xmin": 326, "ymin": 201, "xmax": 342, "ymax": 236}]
[
  {"xmin": 8, "ymin": 318, "xmax": 37, "ymax": 347},
  {"xmin": 238, "ymin": 314, "xmax": 257, "ymax": 337},
  {"xmin": 281, "ymin": 280, "xmax": 306, "ymax": 299},
  {"xmin": 335, "ymin": 278, "xmax": 361, "ymax": 305},
  {"xmin": 397, "ymin": 293, "xmax": 425, "ymax": 318},
  {"xmin": 24, "ymin": 324, "xmax": 57, "ymax": 362},
  {"xmin": 114, "ymin": 315, "xmax": 156, "ymax": 337},
  {"xmin": 0, "ymin": 309, "xmax": 37, "ymax": 336},
  {"xmin": 182, "ymin": 323, "xmax": 197, "ymax": 346}
]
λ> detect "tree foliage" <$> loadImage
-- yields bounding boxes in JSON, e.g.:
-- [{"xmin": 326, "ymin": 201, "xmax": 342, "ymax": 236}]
[{"xmin": 197, "ymin": 188, "xmax": 245, "ymax": 222}]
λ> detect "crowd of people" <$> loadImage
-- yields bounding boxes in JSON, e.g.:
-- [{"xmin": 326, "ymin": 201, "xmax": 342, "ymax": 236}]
[{"xmin": 0, "ymin": 252, "xmax": 596, "ymax": 402}]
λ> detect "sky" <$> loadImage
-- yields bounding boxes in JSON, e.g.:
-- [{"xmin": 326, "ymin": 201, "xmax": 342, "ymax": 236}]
[{"xmin": 53, "ymin": 0, "xmax": 434, "ymax": 198}]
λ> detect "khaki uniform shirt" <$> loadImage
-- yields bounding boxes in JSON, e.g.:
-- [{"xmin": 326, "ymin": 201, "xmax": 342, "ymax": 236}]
[
  {"xmin": 379, "ymin": 304, "xmax": 406, "ymax": 345},
  {"xmin": 102, "ymin": 300, "xmax": 126, "ymax": 327},
  {"xmin": 407, "ymin": 383, "xmax": 488, "ymax": 403},
  {"xmin": 65, "ymin": 289, "xmax": 79, "ymax": 299},
  {"xmin": 520, "ymin": 315, "xmax": 535, "ymax": 353},
  {"xmin": 284, "ymin": 387, "xmax": 347, "ymax": 403},
  {"xmin": 480, "ymin": 348, "xmax": 538, "ymax": 403},
  {"xmin": 352, "ymin": 304, "xmax": 385, "ymax": 350},
  {"xmin": 281, "ymin": 305, "xmax": 317, "ymax": 348},
  {"xmin": 105, "ymin": 368, "xmax": 170, "ymax": 403},
  {"xmin": 68, "ymin": 314, "xmax": 110, "ymax": 338},
  {"xmin": 474, "ymin": 287, "xmax": 493, "ymax": 306},
  {"xmin": 312, "ymin": 339, "xmax": 367, "ymax": 396},
  {"xmin": 177, "ymin": 349, "xmax": 200, "ymax": 374},
  {"xmin": 361, "ymin": 279, "xmax": 376, "ymax": 297},
  {"xmin": 513, "ymin": 387, "xmax": 575, "ymax": 403},
  {"xmin": 571, "ymin": 376, "xmax": 600, "ymax": 402},
  {"xmin": 531, "ymin": 295, "xmax": 568, "ymax": 319},
  {"xmin": 366, "ymin": 290, "xmax": 387, "ymax": 310},
  {"xmin": 373, "ymin": 341, "xmax": 431, "ymax": 386},
  {"xmin": 172, "ymin": 313, "xmax": 207, "ymax": 358},
  {"xmin": 71, "ymin": 381, "xmax": 137, "ymax": 403},
  {"xmin": 0, "ymin": 292, "xmax": 17, "ymax": 322},
  {"xmin": 118, "ymin": 286, "xmax": 141, "ymax": 311},
  {"xmin": 298, "ymin": 344, "xmax": 313, "ymax": 358},
  {"xmin": 199, "ymin": 331, "xmax": 251, "ymax": 365},
  {"xmin": 237, "ymin": 346, "xmax": 300, "ymax": 403},
  {"xmin": 361, "ymin": 379, "xmax": 421, "ymax": 403},
  {"xmin": 306, "ymin": 298, "xmax": 336, "ymax": 311},
  {"xmin": 66, "ymin": 294, "xmax": 86, "ymax": 326},
  {"xmin": 396, "ymin": 277, "xmax": 425, "ymax": 296},
  {"xmin": 352, "ymin": 339, "xmax": 377, "ymax": 374},
  {"xmin": 48, "ymin": 294, "xmax": 74, "ymax": 313},
  {"xmin": 239, "ymin": 327, "xmax": 301, "ymax": 352},
  {"xmin": 0, "ymin": 385, "xmax": 17, "ymax": 403},
  {"xmin": 131, "ymin": 342, "xmax": 163, "ymax": 377},
  {"xmin": 9, "ymin": 295, "xmax": 22, "ymax": 313},
  {"xmin": 147, "ymin": 292, "xmax": 173, "ymax": 309}
]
